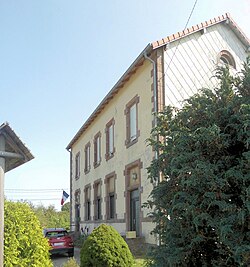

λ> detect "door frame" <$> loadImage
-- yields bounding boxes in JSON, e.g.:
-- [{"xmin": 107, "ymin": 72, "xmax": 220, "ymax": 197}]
[{"xmin": 124, "ymin": 159, "xmax": 143, "ymax": 236}]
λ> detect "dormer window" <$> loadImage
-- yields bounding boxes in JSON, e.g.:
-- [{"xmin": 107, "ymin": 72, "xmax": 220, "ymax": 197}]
[{"xmin": 218, "ymin": 50, "xmax": 236, "ymax": 69}]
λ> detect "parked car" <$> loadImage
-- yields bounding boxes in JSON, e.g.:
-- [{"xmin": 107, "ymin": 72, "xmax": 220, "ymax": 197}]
[{"xmin": 43, "ymin": 228, "xmax": 74, "ymax": 257}]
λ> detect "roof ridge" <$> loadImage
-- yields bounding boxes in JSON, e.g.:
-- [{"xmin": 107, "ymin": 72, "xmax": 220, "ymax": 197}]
[{"xmin": 151, "ymin": 13, "xmax": 249, "ymax": 49}]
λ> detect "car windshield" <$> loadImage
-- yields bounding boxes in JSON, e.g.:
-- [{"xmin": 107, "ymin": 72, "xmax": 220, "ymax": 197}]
[{"xmin": 46, "ymin": 231, "xmax": 68, "ymax": 238}]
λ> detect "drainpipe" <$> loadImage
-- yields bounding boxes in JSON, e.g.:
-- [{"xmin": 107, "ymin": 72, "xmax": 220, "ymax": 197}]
[
  {"xmin": 69, "ymin": 150, "xmax": 73, "ymax": 231},
  {"xmin": 144, "ymin": 52, "xmax": 162, "ymax": 247}
]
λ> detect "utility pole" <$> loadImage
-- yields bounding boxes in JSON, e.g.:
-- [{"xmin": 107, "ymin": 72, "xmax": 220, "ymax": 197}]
[{"xmin": 0, "ymin": 122, "xmax": 34, "ymax": 267}]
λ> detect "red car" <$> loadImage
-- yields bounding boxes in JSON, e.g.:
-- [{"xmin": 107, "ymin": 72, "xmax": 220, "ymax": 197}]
[{"xmin": 43, "ymin": 228, "xmax": 74, "ymax": 257}]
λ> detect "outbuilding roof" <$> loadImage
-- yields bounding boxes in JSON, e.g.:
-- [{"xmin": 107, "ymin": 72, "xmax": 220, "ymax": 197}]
[
  {"xmin": 66, "ymin": 13, "xmax": 250, "ymax": 150},
  {"xmin": 0, "ymin": 122, "xmax": 34, "ymax": 172}
]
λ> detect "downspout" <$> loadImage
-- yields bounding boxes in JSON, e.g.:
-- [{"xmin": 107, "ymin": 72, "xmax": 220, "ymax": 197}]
[
  {"xmin": 144, "ymin": 52, "xmax": 161, "ymax": 247},
  {"xmin": 69, "ymin": 149, "xmax": 73, "ymax": 231}
]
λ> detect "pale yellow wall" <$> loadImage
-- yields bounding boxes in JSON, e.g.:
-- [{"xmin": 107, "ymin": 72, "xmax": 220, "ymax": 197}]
[{"xmin": 71, "ymin": 60, "xmax": 156, "ymax": 242}]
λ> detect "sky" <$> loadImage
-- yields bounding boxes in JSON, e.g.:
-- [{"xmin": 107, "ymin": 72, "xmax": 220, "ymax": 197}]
[{"xmin": 1, "ymin": 0, "xmax": 249, "ymax": 211}]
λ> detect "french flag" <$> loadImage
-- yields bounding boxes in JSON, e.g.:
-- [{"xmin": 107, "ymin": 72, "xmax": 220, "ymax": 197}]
[{"xmin": 61, "ymin": 190, "xmax": 69, "ymax": 205}]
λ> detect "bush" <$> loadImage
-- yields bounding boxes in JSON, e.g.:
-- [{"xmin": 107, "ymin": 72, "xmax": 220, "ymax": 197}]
[
  {"xmin": 146, "ymin": 61, "xmax": 250, "ymax": 266},
  {"xmin": 80, "ymin": 224, "xmax": 134, "ymax": 267},
  {"xmin": 63, "ymin": 257, "xmax": 79, "ymax": 267},
  {"xmin": 4, "ymin": 201, "xmax": 52, "ymax": 267}
]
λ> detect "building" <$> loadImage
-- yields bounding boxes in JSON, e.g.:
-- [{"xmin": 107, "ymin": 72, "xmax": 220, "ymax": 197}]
[{"xmin": 66, "ymin": 13, "xmax": 250, "ymax": 245}]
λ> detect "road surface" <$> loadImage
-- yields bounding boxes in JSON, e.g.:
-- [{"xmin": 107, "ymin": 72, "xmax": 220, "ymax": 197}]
[{"xmin": 52, "ymin": 248, "xmax": 80, "ymax": 267}]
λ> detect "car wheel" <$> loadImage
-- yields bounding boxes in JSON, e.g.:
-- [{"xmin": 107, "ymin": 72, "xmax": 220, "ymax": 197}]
[{"xmin": 68, "ymin": 251, "xmax": 74, "ymax": 257}]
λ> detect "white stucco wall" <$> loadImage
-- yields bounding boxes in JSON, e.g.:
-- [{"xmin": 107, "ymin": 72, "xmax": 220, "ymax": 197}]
[{"xmin": 164, "ymin": 23, "xmax": 248, "ymax": 108}]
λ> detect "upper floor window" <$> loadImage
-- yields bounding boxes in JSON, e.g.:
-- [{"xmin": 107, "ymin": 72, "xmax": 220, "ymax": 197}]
[
  {"xmin": 84, "ymin": 142, "xmax": 91, "ymax": 174},
  {"xmin": 218, "ymin": 50, "xmax": 236, "ymax": 69},
  {"xmin": 105, "ymin": 118, "xmax": 115, "ymax": 160},
  {"xmin": 94, "ymin": 132, "xmax": 101, "ymax": 168},
  {"xmin": 125, "ymin": 95, "xmax": 140, "ymax": 148},
  {"xmin": 75, "ymin": 152, "xmax": 80, "ymax": 179}
]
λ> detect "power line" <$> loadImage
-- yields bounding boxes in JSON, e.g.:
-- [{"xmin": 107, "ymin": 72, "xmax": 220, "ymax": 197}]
[
  {"xmin": 5, "ymin": 188, "xmax": 69, "ymax": 192},
  {"xmin": 8, "ymin": 198, "xmax": 61, "ymax": 201},
  {"xmin": 164, "ymin": 0, "xmax": 198, "ymax": 75}
]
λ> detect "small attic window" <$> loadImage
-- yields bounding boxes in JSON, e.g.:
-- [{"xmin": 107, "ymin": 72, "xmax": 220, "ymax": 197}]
[{"xmin": 218, "ymin": 50, "xmax": 236, "ymax": 69}]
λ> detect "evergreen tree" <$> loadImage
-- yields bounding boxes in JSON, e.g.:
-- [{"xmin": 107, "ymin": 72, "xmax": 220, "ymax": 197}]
[{"xmin": 146, "ymin": 59, "xmax": 250, "ymax": 266}]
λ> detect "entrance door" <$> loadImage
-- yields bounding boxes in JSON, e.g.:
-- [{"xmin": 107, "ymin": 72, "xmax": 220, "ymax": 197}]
[{"xmin": 130, "ymin": 189, "xmax": 139, "ymax": 235}]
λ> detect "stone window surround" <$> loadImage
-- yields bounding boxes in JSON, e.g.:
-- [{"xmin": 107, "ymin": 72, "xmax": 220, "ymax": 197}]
[
  {"xmin": 84, "ymin": 142, "xmax": 91, "ymax": 174},
  {"xmin": 93, "ymin": 131, "xmax": 101, "ymax": 168},
  {"xmin": 104, "ymin": 171, "xmax": 117, "ymax": 221},
  {"xmin": 84, "ymin": 184, "xmax": 91, "ymax": 221},
  {"xmin": 124, "ymin": 95, "xmax": 140, "ymax": 148},
  {"xmin": 93, "ymin": 179, "xmax": 103, "ymax": 221},
  {"xmin": 75, "ymin": 152, "xmax": 80, "ymax": 180},
  {"xmin": 105, "ymin": 118, "xmax": 115, "ymax": 161}
]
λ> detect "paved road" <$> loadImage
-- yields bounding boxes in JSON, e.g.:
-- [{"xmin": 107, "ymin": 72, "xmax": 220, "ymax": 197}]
[{"xmin": 52, "ymin": 248, "xmax": 80, "ymax": 267}]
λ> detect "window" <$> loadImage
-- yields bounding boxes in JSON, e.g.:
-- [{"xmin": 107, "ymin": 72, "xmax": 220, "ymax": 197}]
[
  {"xmin": 130, "ymin": 104, "xmax": 137, "ymax": 141},
  {"xmin": 105, "ymin": 173, "xmax": 116, "ymax": 220},
  {"xmin": 105, "ymin": 118, "xmax": 115, "ymax": 160},
  {"xmin": 94, "ymin": 132, "xmax": 101, "ymax": 167},
  {"xmin": 75, "ymin": 152, "xmax": 80, "ymax": 179},
  {"xmin": 84, "ymin": 186, "xmax": 91, "ymax": 221},
  {"xmin": 218, "ymin": 50, "xmax": 236, "ymax": 69},
  {"xmin": 125, "ymin": 95, "xmax": 140, "ymax": 148},
  {"xmin": 84, "ymin": 142, "xmax": 91, "ymax": 173},
  {"xmin": 75, "ymin": 190, "xmax": 81, "ymax": 231},
  {"xmin": 94, "ymin": 181, "xmax": 102, "ymax": 220}
]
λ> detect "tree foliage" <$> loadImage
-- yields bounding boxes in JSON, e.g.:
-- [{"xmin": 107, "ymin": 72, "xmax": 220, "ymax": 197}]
[
  {"xmin": 4, "ymin": 201, "xmax": 52, "ymax": 267},
  {"xmin": 80, "ymin": 224, "xmax": 134, "ymax": 267},
  {"xmin": 146, "ymin": 60, "xmax": 250, "ymax": 266},
  {"xmin": 31, "ymin": 203, "xmax": 70, "ymax": 230}
]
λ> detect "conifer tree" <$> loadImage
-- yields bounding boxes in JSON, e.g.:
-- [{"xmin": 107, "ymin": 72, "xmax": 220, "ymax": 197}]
[{"xmin": 146, "ymin": 59, "xmax": 250, "ymax": 266}]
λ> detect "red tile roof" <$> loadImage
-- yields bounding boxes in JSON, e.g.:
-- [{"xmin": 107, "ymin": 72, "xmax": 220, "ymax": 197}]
[{"xmin": 152, "ymin": 13, "xmax": 250, "ymax": 49}]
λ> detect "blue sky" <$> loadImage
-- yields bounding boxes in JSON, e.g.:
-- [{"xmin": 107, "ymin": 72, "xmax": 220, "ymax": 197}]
[{"xmin": 1, "ymin": 0, "xmax": 249, "ymax": 210}]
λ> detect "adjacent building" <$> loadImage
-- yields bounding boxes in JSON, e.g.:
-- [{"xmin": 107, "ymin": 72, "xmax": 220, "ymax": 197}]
[{"xmin": 66, "ymin": 13, "xmax": 250, "ymax": 245}]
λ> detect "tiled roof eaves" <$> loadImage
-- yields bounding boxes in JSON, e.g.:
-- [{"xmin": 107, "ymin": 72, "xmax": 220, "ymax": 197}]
[
  {"xmin": 0, "ymin": 122, "xmax": 34, "ymax": 161},
  {"xmin": 66, "ymin": 44, "xmax": 153, "ymax": 150},
  {"xmin": 152, "ymin": 13, "xmax": 250, "ymax": 49},
  {"xmin": 0, "ymin": 122, "xmax": 34, "ymax": 171}
]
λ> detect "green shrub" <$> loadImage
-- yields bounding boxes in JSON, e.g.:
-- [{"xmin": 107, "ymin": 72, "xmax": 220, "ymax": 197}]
[
  {"xmin": 4, "ymin": 201, "xmax": 52, "ymax": 267},
  {"xmin": 80, "ymin": 224, "xmax": 133, "ymax": 267},
  {"xmin": 63, "ymin": 257, "xmax": 79, "ymax": 267}
]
